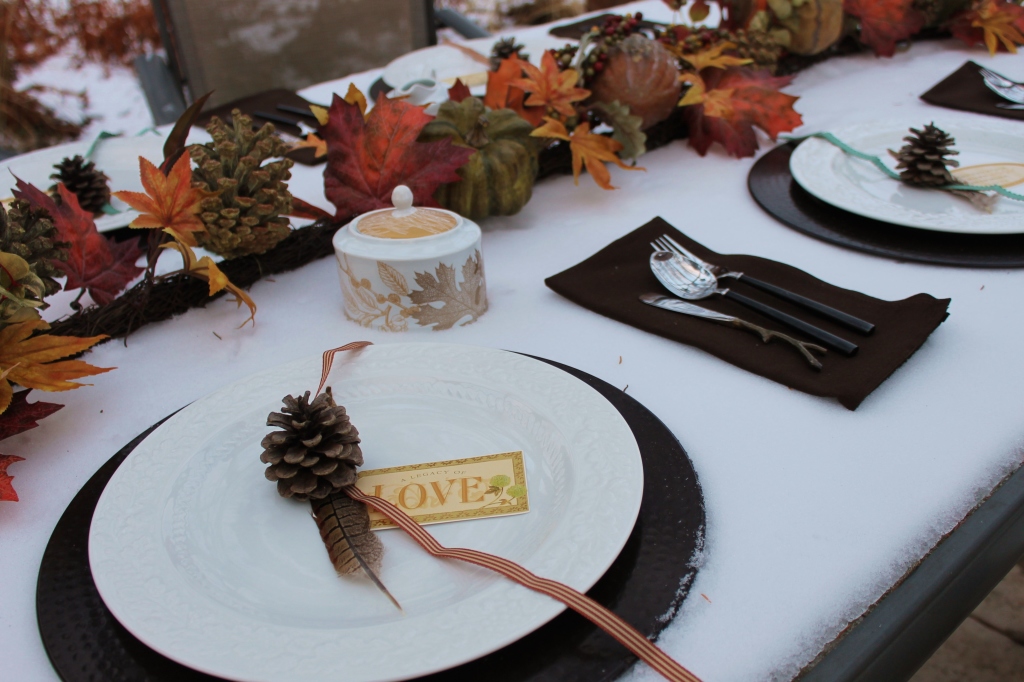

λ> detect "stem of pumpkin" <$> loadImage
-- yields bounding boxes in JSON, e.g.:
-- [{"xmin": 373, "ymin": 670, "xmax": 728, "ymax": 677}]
[{"xmin": 465, "ymin": 118, "xmax": 490, "ymax": 148}]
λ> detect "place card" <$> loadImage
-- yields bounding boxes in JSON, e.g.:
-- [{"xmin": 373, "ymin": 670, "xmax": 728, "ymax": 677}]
[{"xmin": 355, "ymin": 451, "xmax": 529, "ymax": 529}]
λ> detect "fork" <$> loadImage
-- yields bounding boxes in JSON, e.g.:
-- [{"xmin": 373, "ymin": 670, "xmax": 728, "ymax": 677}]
[
  {"xmin": 654, "ymin": 235, "xmax": 876, "ymax": 334},
  {"xmin": 979, "ymin": 66, "xmax": 1022, "ymax": 87},
  {"xmin": 979, "ymin": 67, "xmax": 1024, "ymax": 103}
]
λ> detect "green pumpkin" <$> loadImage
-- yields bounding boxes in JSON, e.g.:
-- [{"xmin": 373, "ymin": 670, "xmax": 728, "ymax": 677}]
[{"xmin": 420, "ymin": 97, "xmax": 539, "ymax": 221}]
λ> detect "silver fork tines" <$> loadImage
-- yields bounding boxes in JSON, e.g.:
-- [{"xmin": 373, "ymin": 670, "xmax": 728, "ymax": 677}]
[{"xmin": 980, "ymin": 68, "xmax": 1024, "ymax": 103}]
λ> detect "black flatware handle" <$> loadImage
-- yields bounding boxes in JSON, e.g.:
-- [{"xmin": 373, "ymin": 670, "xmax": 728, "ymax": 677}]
[
  {"xmin": 277, "ymin": 103, "xmax": 321, "ymax": 119},
  {"xmin": 724, "ymin": 290, "xmax": 859, "ymax": 356},
  {"xmin": 254, "ymin": 110, "xmax": 299, "ymax": 127},
  {"xmin": 738, "ymin": 275, "xmax": 875, "ymax": 335}
]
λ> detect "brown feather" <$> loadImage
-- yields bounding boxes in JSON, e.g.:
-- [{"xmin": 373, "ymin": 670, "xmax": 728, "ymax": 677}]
[{"xmin": 312, "ymin": 492, "xmax": 402, "ymax": 611}]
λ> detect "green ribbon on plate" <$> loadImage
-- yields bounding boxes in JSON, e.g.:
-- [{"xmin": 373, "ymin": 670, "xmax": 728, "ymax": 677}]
[
  {"xmin": 84, "ymin": 131, "xmax": 121, "ymax": 159},
  {"xmin": 804, "ymin": 132, "xmax": 1024, "ymax": 203}
]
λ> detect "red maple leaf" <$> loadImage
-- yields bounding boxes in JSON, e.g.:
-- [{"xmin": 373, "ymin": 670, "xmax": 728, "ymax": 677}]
[
  {"xmin": 448, "ymin": 79, "xmax": 472, "ymax": 103},
  {"xmin": 683, "ymin": 68, "xmax": 802, "ymax": 157},
  {"xmin": 15, "ymin": 179, "xmax": 144, "ymax": 305},
  {"xmin": 0, "ymin": 454, "xmax": 24, "ymax": 502},
  {"xmin": 0, "ymin": 390, "xmax": 62, "ymax": 441},
  {"xmin": 321, "ymin": 93, "xmax": 474, "ymax": 218},
  {"xmin": 844, "ymin": 0, "xmax": 926, "ymax": 57}
]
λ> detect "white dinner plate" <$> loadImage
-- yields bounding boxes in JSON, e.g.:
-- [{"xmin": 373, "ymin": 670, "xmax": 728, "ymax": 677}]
[
  {"xmin": 0, "ymin": 133, "xmax": 166, "ymax": 232},
  {"xmin": 381, "ymin": 35, "xmax": 560, "ymax": 92},
  {"xmin": 790, "ymin": 120, "xmax": 1024, "ymax": 234},
  {"xmin": 89, "ymin": 343, "xmax": 643, "ymax": 682},
  {"xmin": 383, "ymin": 44, "xmax": 486, "ymax": 90}
]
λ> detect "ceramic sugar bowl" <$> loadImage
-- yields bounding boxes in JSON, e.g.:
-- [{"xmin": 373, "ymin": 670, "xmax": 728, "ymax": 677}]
[{"xmin": 332, "ymin": 186, "xmax": 487, "ymax": 332}]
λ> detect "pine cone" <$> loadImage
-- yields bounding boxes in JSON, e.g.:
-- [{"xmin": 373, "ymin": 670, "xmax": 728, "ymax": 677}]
[
  {"xmin": 189, "ymin": 111, "xmax": 294, "ymax": 259},
  {"xmin": 49, "ymin": 155, "xmax": 111, "ymax": 215},
  {"xmin": 261, "ymin": 388, "xmax": 363, "ymax": 501},
  {"xmin": 889, "ymin": 123, "xmax": 959, "ymax": 187},
  {"xmin": 490, "ymin": 37, "xmax": 529, "ymax": 71},
  {"xmin": 0, "ymin": 199, "xmax": 69, "ymax": 296}
]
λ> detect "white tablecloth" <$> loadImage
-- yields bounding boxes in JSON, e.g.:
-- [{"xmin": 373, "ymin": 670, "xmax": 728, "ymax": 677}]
[{"xmin": 3, "ymin": 3, "xmax": 1024, "ymax": 680}]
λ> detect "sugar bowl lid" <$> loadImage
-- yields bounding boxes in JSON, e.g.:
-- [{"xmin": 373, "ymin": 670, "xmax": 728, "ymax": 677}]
[{"xmin": 351, "ymin": 186, "xmax": 462, "ymax": 240}]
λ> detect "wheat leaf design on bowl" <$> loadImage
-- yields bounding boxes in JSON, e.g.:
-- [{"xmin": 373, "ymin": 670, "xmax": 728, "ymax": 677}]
[{"xmin": 377, "ymin": 261, "xmax": 410, "ymax": 296}]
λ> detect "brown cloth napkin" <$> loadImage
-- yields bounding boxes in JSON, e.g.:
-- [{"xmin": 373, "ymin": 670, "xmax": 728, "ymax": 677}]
[
  {"xmin": 545, "ymin": 218, "xmax": 950, "ymax": 410},
  {"xmin": 197, "ymin": 88, "xmax": 325, "ymax": 166},
  {"xmin": 921, "ymin": 61, "xmax": 1024, "ymax": 121},
  {"xmin": 549, "ymin": 13, "xmax": 665, "ymax": 39}
]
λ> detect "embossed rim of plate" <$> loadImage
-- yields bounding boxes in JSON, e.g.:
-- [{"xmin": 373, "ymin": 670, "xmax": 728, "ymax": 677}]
[
  {"xmin": 790, "ymin": 120, "xmax": 1024, "ymax": 234},
  {"xmin": 88, "ymin": 343, "xmax": 643, "ymax": 682}
]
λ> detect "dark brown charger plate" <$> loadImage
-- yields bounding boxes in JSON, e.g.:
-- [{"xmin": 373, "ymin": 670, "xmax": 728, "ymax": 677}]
[
  {"xmin": 750, "ymin": 139, "xmax": 1024, "ymax": 268},
  {"xmin": 37, "ymin": 355, "xmax": 705, "ymax": 682}
]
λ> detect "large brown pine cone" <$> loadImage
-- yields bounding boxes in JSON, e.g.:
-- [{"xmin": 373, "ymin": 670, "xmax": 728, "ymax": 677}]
[
  {"xmin": 189, "ymin": 111, "xmax": 294, "ymax": 259},
  {"xmin": 261, "ymin": 388, "xmax": 362, "ymax": 501}
]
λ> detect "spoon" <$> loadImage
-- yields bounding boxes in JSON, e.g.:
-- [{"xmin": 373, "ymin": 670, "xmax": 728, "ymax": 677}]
[{"xmin": 650, "ymin": 251, "xmax": 859, "ymax": 356}]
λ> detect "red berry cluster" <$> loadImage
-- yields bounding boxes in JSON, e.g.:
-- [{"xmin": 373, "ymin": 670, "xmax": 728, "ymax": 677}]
[{"xmin": 553, "ymin": 12, "xmax": 647, "ymax": 85}]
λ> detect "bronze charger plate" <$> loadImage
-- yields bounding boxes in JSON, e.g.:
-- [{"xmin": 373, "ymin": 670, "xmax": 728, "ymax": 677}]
[
  {"xmin": 36, "ymin": 355, "xmax": 705, "ymax": 682},
  {"xmin": 749, "ymin": 139, "xmax": 1024, "ymax": 268}
]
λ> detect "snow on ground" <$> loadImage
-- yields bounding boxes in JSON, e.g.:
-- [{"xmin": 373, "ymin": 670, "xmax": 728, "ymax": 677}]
[{"xmin": 16, "ymin": 51, "xmax": 154, "ymax": 140}]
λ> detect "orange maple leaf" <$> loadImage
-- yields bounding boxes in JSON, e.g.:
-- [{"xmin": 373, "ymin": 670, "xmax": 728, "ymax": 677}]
[
  {"xmin": 531, "ymin": 117, "xmax": 643, "ymax": 190},
  {"xmin": 293, "ymin": 133, "xmax": 327, "ymax": 159},
  {"xmin": 113, "ymin": 151, "xmax": 209, "ymax": 247},
  {"xmin": 484, "ymin": 57, "xmax": 545, "ymax": 126},
  {"xmin": 511, "ymin": 51, "xmax": 590, "ymax": 120},
  {"xmin": 0, "ymin": 320, "xmax": 110, "ymax": 414},
  {"xmin": 161, "ymin": 241, "xmax": 256, "ymax": 327},
  {"xmin": 950, "ymin": 0, "xmax": 1024, "ymax": 54}
]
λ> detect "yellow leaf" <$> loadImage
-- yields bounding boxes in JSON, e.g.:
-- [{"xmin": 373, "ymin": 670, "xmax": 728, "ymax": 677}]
[
  {"xmin": 344, "ymin": 83, "xmax": 368, "ymax": 116},
  {"xmin": 679, "ymin": 42, "xmax": 753, "ymax": 72},
  {"xmin": 530, "ymin": 116, "xmax": 571, "ymax": 142},
  {"xmin": 311, "ymin": 105, "xmax": 329, "ymax": 126},
  {"xmin": 160, "ymin": 242, "xmax": 256, "ymax": 327},
  {"xmin": 678, "ymin": 73, "xmax": 707, "ymax": 107},
  {"xmin": 971, "ymin": 0, "xmax": 1024, "ymax": 54},
  {"xmin": 0, "ymin": 320, "xmax": 110, "ymax": 396}
]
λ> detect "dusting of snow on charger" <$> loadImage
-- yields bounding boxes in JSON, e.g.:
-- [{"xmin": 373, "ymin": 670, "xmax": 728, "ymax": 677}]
[{"xmin": 332, "ymin": 185, "xmax": 487, "ymax": 332}]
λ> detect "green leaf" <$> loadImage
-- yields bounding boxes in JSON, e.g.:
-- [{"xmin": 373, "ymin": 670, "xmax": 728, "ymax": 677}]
[{"xmin": 591, "ymin": 101, "xmax": 647, "ymax": 161}]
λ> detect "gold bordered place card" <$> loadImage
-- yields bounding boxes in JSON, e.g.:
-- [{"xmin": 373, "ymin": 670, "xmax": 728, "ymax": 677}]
[{"xmin": 355, "ymin": 451, "xmax": 529, "ymax": 529}]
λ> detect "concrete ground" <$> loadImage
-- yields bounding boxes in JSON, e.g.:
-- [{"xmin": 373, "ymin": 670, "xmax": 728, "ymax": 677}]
[{"xmin": 911, "ymin": 559, "xmax": 1024, "ymax": 682}]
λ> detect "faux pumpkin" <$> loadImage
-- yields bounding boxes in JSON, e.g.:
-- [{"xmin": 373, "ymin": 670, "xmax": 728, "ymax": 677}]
[{"xmin": 419, "ymin": 97, "xmax": 539, "ymax": 221}]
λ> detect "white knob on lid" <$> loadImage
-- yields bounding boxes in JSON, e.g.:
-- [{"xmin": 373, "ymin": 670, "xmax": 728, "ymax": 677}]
[{"xmin": 391, "ymin": 185, "xmax": 416, "ymax": 217}]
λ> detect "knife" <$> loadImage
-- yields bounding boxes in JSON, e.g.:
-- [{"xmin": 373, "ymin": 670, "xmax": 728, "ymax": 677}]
[{"xmin": 640, "ymin": 294, "xmax": 827, "ymax": 370}]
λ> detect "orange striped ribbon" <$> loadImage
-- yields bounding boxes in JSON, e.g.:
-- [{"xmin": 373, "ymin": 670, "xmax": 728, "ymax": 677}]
[
  {"xmin": 344, "ymin": 486, "xmax": 702, "ymax": 682},
  {"xmin": 316, "ymin": 341, "xmax": 373, "ymax": 395}
]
